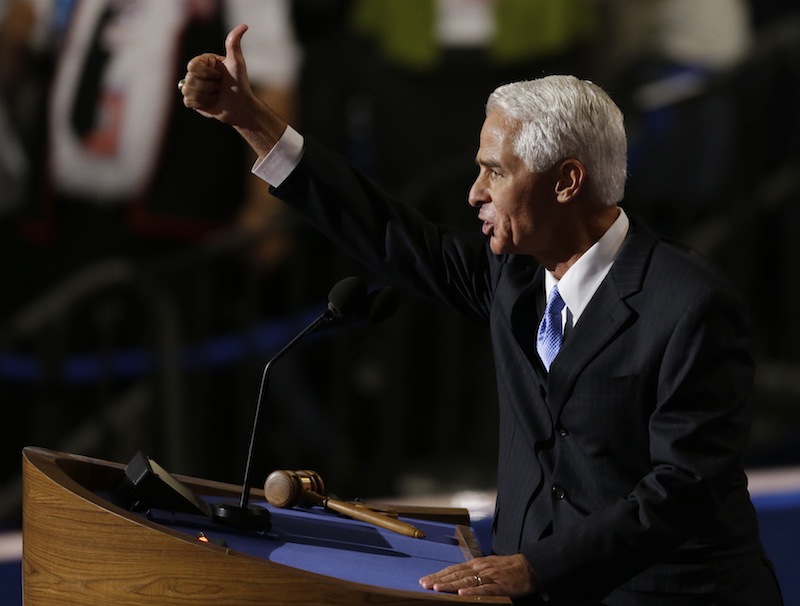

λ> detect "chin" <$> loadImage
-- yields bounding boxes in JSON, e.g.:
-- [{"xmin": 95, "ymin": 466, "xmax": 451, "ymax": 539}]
[{"xmin": 489, "ymin": 240, "xmax": 510, "ymax": 256}]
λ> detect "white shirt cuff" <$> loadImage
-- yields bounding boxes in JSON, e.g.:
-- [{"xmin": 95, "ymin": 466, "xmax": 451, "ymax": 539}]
[{"xmin": 251, "ymin": 125, "xmax": 305, "ymax": 187}]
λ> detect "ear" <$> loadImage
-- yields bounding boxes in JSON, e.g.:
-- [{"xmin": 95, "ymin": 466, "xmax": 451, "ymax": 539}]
[{"xmin": 554, "ymin": 159, "xmax": 586, "ymax": 203}]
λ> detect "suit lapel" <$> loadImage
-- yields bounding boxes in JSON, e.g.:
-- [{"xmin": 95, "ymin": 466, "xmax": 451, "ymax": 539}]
[
  {"xmin": 547, "ymin": 220, "xmax": 657, "ymax": 419},
  {"xmin": 502, "ymin": 262, "xmax": 554, "ymax": 449},
  {"xmin": 509, "ymin": 264, "xmax": 548, "ymax": 379}
]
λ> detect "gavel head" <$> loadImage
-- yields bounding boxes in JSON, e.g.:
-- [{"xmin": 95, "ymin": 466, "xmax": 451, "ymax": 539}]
[{"xmin": 263, "ymin": 469, "xmax": 326, "ymax": 509}]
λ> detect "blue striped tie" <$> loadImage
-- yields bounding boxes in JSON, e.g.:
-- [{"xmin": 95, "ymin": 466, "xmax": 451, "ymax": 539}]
[{"xmin": 537, "ymin": 285, "xmax": 565, "ymax": 371}]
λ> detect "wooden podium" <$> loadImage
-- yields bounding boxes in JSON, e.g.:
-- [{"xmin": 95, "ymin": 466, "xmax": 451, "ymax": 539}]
[{"xmin": 22, "ymin": 447, "xmax": 510, "ymax": 605}]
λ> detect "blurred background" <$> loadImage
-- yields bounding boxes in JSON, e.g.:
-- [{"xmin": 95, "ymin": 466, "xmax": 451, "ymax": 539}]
[{"xmin": 1, "ymin": 0, "xmax": 799, "ymax": 592}]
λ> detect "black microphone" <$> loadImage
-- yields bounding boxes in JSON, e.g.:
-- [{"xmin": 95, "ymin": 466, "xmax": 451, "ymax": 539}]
[
  {"xmin": 212, "ymin": 276, "xmax": 398, "ymax": 530},
  {"xmin": 322, "ymin": 275, "xmax": 369, "ymax": 325}
]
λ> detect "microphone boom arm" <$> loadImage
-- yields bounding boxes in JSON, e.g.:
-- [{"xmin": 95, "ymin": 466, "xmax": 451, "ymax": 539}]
[
  {"xmin": 238, "ymin": 312, "xmax": 333, "ymax": 509},
  {"xmin": 211, "ymin": 276, "xmax": 398, "ymax": 530}
]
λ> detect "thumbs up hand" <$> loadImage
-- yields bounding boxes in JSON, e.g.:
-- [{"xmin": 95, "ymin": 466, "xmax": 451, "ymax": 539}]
[
  {"xmin": 180, "ymin": 24, "xmax": 250, "ymax": 122},
  {"xmin": 180, "ymin": 24, "xmax": 288, "ymax": 158}
]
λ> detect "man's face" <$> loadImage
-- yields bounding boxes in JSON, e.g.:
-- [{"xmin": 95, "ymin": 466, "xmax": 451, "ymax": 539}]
[{"xmin": 468, "ymin": 110, "xmax": 559, "ymax": 258}]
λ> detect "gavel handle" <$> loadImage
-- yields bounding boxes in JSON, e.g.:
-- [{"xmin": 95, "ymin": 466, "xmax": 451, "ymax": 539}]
[{"xmin": 314, "ymin": 493, "xmax": 425, "ymax": 539}]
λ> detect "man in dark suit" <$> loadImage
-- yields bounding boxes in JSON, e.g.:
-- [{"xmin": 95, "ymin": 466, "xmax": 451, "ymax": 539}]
[{"xmin": 180, "ymin": 24, "xmax": 784, "ymax": 605}]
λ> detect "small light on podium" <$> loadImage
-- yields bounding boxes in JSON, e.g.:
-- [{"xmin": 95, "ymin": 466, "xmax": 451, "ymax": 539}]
[{"xmin": 196, "ymin": 532, "xmax": 228, "ymax": 547}]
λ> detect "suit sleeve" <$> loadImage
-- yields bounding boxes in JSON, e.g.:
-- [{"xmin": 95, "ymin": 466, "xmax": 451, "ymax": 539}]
[{"xmin": 271, "ymin": 137, "xmax": 494, "ymax": 322}]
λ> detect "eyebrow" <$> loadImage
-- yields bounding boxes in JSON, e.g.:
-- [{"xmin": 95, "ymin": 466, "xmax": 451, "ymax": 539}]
[{"xmin": 476, "ymin": 156, "xmax": 502, "ymax": 169}]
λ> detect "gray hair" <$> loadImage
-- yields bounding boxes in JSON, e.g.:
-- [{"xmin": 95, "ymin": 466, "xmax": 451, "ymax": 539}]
[{"xmin": 486, "ymin": 75, "xmax": 627, "ymax": 206}]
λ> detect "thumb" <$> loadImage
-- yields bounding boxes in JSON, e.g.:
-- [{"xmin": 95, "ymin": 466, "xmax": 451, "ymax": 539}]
[{"xmin": 225, "ymin": 23, "xmax": 248, "ymax": 66}]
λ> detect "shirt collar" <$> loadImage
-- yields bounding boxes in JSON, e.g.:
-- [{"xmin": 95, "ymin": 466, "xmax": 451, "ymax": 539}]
[{"xmin": 544, "ymin": 207, "xmax": 630, "ymax": 326}]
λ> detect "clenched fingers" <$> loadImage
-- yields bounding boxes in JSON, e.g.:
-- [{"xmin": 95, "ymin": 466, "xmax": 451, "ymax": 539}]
[{"xmin": 180, "ymin": 54, "xmax": 224, "ymax": 109}]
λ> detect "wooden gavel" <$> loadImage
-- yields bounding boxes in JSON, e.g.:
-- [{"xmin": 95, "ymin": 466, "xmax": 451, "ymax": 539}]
[{"xmin": 263, "ymin": 470, "xmax": 425, "ymax": 539}]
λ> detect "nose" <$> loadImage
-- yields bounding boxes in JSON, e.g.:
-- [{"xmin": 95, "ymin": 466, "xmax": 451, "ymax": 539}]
[{"xmin": 468, "ymin": 174, "xmax": 486, "ymax": 208}]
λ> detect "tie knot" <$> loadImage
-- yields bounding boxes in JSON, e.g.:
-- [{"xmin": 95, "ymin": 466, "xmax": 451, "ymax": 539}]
[{"xmin": 546, "ymin": 285, "xmax": 565, "ymax": 316}]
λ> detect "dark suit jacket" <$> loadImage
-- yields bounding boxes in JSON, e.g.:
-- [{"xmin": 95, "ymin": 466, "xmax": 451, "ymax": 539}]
[{"xmin": 272, "ymin": 137, "xmax": 783, "ymax": 605}]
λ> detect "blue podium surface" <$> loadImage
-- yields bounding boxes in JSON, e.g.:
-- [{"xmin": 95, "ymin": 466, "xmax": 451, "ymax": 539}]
[{"xmin": 143, "ymin": 498, "xmax": 475, "ymax": 596}]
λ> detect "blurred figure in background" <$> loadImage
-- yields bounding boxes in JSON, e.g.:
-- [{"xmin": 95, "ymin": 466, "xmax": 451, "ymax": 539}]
[
  {"xmin": 595, "ymin": 0, "xmax": 754, "ymax": 235},
  {"xmin": 0, "ymin": 0, "xmax": 300, "ymax": 499},
  {"xmin": 0, "ymin": 0, "xmax": 38, "ymax": 218},
  {"xmin": 18, "ymin": 0, "xmax": 299, "ymax": 293}
]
